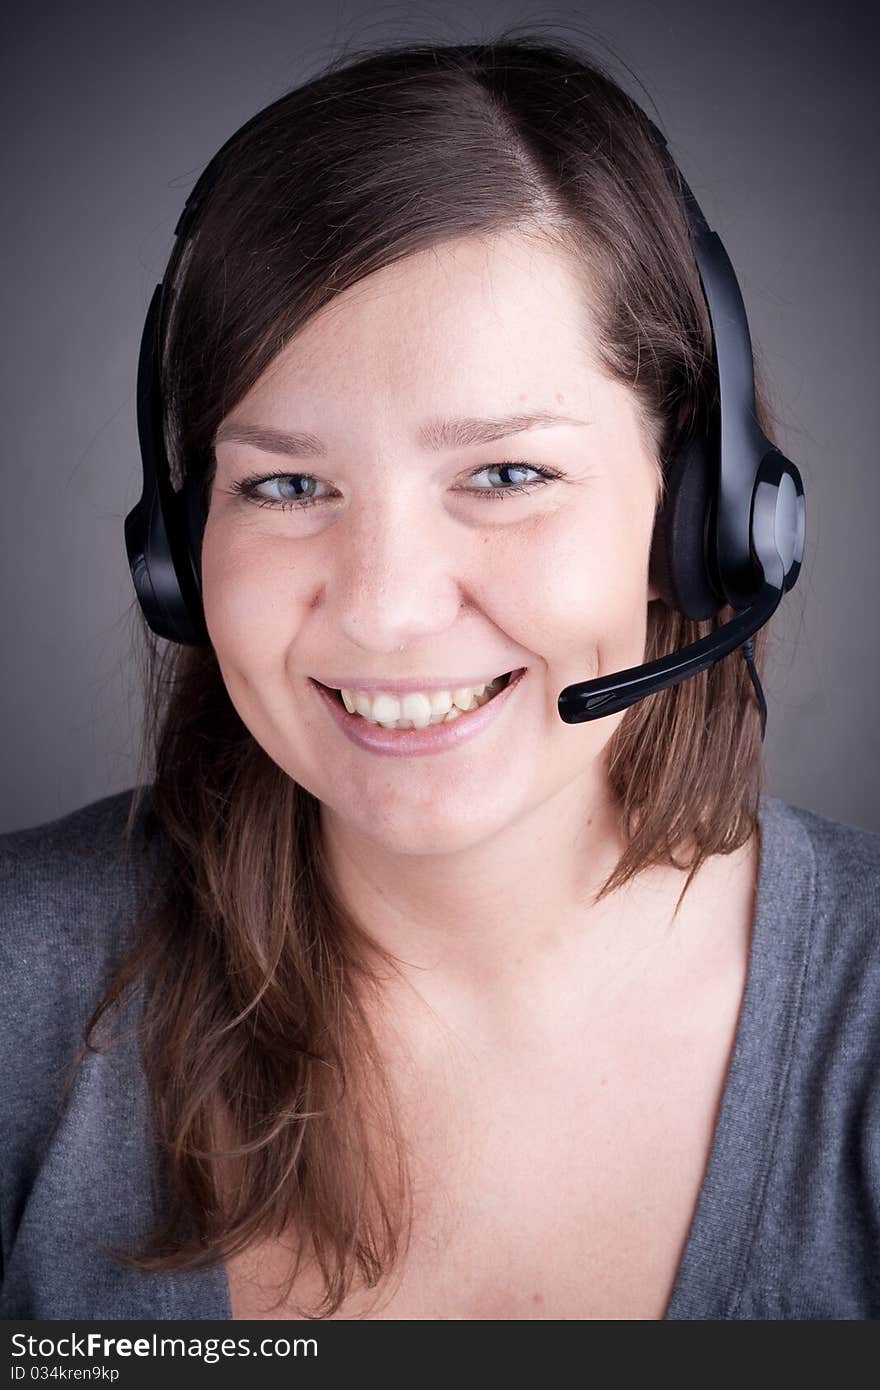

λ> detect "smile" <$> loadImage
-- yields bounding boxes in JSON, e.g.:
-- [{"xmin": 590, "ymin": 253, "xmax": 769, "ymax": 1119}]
[
  {"xmin": 335, "ymin": 672, "xmax": 513, "ymax": 728},
  {"xmin": 309, "ymin": 668, "xmax": 527, "ymax": 758}
]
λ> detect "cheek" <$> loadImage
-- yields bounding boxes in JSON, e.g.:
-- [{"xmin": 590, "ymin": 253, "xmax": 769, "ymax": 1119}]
[
  {"xmin": 200, "ymin": 522, "xmax": 304, "ymax": 667},
  {"xmin": 499, "ymin": 497, "xmax": 653, "ymax": 668}
]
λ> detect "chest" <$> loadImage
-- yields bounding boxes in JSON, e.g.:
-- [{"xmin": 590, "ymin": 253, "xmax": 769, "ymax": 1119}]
[
  {"xmin": 226, "ymin": 839, "xmax": 758, "ymax": 1320},
  {"xmin": 226, "ymin": 992, "xmax": 743, "ymax": 1320}
]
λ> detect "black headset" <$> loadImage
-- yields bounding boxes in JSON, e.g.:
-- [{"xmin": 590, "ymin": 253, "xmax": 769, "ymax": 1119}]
[{"xmin": 125, "ymin": 94, "xmax": 806, "ymax": 742}]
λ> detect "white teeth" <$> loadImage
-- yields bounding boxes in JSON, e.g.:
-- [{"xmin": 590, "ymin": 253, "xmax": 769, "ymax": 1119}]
[
  {"xmin": 338, "ymin": 675, "xmax": 509, "ymax": 729},
  {"xmin": 430, "ymin": 690, "xmax": 454, "ymax": 719}
]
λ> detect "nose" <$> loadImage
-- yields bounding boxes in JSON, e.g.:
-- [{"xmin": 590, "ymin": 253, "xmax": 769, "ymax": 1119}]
[{"xmin": 320, "ymin": 490, "xmax": 466, "ymax": 654}]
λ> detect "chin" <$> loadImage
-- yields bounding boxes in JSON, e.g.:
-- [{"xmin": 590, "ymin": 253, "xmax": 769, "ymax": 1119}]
[{"xmin": 321, "ymin": 795, "xmax": 516, "ymax": 858}]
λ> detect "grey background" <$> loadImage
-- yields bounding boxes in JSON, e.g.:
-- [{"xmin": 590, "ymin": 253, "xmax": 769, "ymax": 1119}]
[{"xmin": 2, "ymin": 0, "xmax": 877, "ymax": 835}]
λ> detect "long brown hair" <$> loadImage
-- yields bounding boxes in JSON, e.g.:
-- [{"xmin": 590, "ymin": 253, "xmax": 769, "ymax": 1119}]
[{"xmin": 70, "ymin": 29, "xmax": 777, "ymax": 1318}]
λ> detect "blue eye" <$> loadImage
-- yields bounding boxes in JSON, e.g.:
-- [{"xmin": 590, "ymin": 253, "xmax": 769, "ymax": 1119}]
[
  {"xmin": 229, "ymin": 461, "xmax": 564, "ymax": 512},
  {"xmin": 466, "ymin": 462, "xmax": 558, "ymax": 497},
  {"xmin": 232, "ymin": 473, "xmax": 328, "ymax": 510}
]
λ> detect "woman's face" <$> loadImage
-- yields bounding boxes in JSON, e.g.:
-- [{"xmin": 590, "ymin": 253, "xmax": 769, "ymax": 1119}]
[{"xmin": 202, "ymin": 231, "xmax": 663, "ymax": 857}]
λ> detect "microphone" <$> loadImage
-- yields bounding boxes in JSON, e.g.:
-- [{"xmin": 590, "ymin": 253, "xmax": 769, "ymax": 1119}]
[
  {"xmin": 557, "ymin": 579, "xmax": 781, "ymax": 725},
  {"xmin": 556, "ymin": 420, "xmax": 805, "ymax": 733}
]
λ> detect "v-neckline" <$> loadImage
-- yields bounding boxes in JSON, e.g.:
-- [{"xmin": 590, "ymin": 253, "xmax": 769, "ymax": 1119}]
[{"xmin": 178, "ymin": 791, "xmax": 817, "ymax": 1321}]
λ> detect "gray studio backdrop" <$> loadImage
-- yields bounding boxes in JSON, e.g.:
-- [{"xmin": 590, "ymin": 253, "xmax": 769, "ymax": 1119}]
[{"xmin": 2, "ymin": 0, "xmax": 877, "ymax": 834}]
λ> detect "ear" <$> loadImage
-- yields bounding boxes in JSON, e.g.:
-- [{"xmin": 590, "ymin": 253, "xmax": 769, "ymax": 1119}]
[{"xmin": 648, "ymin": 579, "xmax": 661, "ymax": 602}]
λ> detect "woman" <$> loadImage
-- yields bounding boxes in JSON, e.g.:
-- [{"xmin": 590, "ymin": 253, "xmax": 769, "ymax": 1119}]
[{"xmin": 2, "ymin": 33, "xmax": 878, "ymax": 1322}]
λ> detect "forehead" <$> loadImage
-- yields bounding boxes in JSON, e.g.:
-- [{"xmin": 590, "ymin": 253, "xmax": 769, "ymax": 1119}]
[{"xmin": 242, "ymin": 231, "xmax": 603, "ymax": 410}]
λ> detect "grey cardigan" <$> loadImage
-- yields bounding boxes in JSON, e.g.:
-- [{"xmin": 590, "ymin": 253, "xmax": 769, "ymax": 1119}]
[{"xmin": 1, "ymin": 786, "xmax": 879, "ymax": 1320}]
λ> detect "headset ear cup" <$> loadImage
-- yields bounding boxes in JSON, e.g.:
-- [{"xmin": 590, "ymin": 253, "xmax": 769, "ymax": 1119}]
[{"xmin": 649, "ymin": 427, "xmax": 724, "ymax": 621}]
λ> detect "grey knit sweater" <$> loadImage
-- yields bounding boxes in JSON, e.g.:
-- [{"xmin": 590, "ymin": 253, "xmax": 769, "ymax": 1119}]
[{"xmin": 1, "ymin": 786, "xmax": 878, "ymax": 1320}]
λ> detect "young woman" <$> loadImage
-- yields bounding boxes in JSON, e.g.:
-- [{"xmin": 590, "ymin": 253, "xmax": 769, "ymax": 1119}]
[{"xmin": 2, "ymin": 33, "xmax": 878, "ymax": 1322}]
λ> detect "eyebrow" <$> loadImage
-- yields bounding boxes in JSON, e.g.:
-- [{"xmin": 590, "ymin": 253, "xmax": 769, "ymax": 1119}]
[{"xmin": 213, "ymin": 409, "xmax": 590, "ymax": 459}]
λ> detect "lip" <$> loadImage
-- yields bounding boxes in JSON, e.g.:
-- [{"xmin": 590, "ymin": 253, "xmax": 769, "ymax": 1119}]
[
  {"xmin": 309, "ymin": 668, "xmax": 527, "ymax": 758},
  {"xmin": 312, "ymin": 673, "xmax": 514, "ymax": 695}
]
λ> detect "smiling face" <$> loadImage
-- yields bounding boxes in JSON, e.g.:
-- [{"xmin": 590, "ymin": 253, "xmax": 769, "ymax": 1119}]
[{"xmin": 201, "ymin": 230, "xmax": 663, "ymax": 858}]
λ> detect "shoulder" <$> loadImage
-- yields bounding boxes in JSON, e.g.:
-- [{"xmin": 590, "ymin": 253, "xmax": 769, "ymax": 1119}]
[
  {"xmin": 757, "ymin": 791, "xmax": 880, "ymax": 1095},
  {"xmin": 0, "ymin": 785, "xmax": 159, "ymax": 1078},
  {"xmin": 0, "ymin": 785, "xmax": 157, "ymax": 928},
  {"xmin": 753, "ymin": 793, "xmax": 880, "ymax": 1093},
  {"xmin": 785, "ymin": 795, "xmax": 880, "ymax": 870},
  {"xmin": 0, "ymin": 784, "xmax": 153, "ymax": 881},
  {"xmin": 759, "ymin": 792, "xmax": 880, "ymax": 926},
  {"xmin": 0, "ymin": 789, "xmax": 161, "ymax": 1275}
]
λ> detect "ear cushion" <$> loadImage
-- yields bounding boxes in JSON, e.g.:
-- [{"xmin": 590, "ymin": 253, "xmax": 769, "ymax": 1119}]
[{"xmin": 649, "ymin": 426, "xmax": 724, "ymax": 620}]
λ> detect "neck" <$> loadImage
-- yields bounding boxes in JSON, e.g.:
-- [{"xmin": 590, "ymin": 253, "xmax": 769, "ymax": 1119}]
[{"xmin": 317, "ymin": 769, "xmax": 667, "ymax": 1026}]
